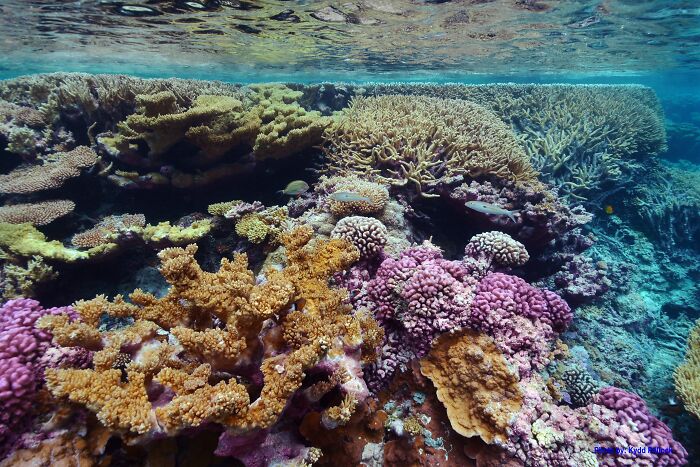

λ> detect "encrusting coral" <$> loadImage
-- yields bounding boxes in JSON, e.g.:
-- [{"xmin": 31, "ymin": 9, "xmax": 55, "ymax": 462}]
[
  {"xmin": 322, "ymin": 95, "xmax": 536, "ymax": 197},
  {"xmin": 675, "ymin": 319, "xmax": 700, "ymax": 419},
  {"xmin": 38, "ymin": 226, "xmax": 383, "ymax": 446},
  {"xmin": 420, "ymin": 329, "xmax": 523, "ymax": 444},
  {"xmin": 0, "ymin": 223, "xmax": 117, "ymax": 263}
]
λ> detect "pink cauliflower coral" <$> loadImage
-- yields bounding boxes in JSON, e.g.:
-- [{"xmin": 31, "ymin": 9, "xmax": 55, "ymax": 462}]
[
  {"xmin": 592, "ymin": 387, "xmax": 688, "ymax": 466},
  {"xmin": 469, "ymin": 272, "xmax": 572, "ymax": 377},
  {"xmin": 0, "ymin": 299, "xmax": 76, "ymax": 458}
]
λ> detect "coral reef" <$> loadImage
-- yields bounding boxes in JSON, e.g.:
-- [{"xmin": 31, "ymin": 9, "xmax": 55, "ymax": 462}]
[{"xmin": 0, "ymin": 75, "xmax": 693, "ymax": 465}]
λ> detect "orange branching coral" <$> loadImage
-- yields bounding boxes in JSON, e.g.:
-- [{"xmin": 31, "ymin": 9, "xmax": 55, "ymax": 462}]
[
  {"xmin": 45, "ymin": 368, "xmax": 154, "ymax": 434},
  {"xmin": 40, "ymin": 226, "xmax": 382, "ymax": 441},
  {"xmin": 420, "ymin": 329, "xmax": 523, "ymax": 444}
]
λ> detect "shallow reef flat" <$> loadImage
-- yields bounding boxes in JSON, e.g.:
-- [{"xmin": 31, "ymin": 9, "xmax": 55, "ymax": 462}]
[{"xmin": 0, "ymin": 73, "xmax": 698, "ymax": 466}]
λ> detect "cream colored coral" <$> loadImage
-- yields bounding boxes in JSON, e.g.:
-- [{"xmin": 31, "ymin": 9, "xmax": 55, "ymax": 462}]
[
  {"xmin": 0, "ymin": 200, "xmax": 75, "ymax": 226},
  {"xmin": 322, "ymin": 95, "xmax": 535, "ymax": 196},
  {"xmin": 465, "ymin": 231, "xmax": 530, "ymax": 267},
  {"xmin": 420, "ymin": 329, "xmax": 522, "ymax": 444},
  {"xmin": 675, "ymin": 320, "xmax": 700, "ymax": 419},
  {"xmin": 318, "ymin": 175, "xmax": 390, "ymax": 218}
]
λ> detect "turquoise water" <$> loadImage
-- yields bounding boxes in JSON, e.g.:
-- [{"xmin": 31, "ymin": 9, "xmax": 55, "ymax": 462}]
[{"xmin": 0, "ymin": 1, "xmax": 699, "ymax": 466}]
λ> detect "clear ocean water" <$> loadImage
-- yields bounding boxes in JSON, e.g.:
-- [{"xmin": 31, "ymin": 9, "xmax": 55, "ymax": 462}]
[{"xmin": 0, "ymin": 1, "xmax": 698, "ymax": 466}]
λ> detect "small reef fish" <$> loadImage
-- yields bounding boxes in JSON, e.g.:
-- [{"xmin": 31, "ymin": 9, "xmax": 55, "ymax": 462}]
[
  {"xmin": 279, "ymin": 180, "xmax": 309, "ymax": 196},
  {"xmin": 328, "ymin": 191, "xmax": 371, "ymax": 203},
  {"xmin": 604, "ymin": 205, "xmax": 614, "ymax": 215},
  {"xmin": 465, "ymin": 201, "xmax": 519, "ymax": 223}
]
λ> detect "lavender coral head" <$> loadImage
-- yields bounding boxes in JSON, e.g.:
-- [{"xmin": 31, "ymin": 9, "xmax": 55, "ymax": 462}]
[
  {"xmin": 0, "ymin": 299, "xmax": 75, "ymax": 458},
  {"xmin": 595, "ymin": 387, "xmax": 688, "ymax": 465}
]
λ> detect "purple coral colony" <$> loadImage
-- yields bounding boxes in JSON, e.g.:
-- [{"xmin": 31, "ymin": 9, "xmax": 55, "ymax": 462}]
[{"xmin": 0, "ymin": 72, "xmax": 698, "ymax": 467}]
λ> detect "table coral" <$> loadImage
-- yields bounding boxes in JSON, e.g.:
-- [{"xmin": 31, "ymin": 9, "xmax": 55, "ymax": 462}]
[
  {"xmin": 675, "ymin": 320, "xmax": 700, "ymax": 419},
  {"xmin": 420, "ymin": 329, "xmax": 523, "ymax": 444},
  {"xmin": 39, "ymin": 226, "xmax": 382, "ymax": 450},
  {"xmin": 0, "ymin": 146, "xmax": 97, "ymax": 194},
  {"xmin": 0, "ymin": 199, "xmax": 75, "ymax": 226},
  {"xmin": 322, "ymin": 95, "xmax": 536, "ymax": 198}
]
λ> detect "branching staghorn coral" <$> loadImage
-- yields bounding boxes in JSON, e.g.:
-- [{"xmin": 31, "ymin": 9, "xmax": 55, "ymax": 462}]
[
  {"xmin": 321, "ymin": 95, "xmax": 536, "ymax": 198},
  {"xmin": 39, "ymin": 226, "xmax": 382, "ymax": 443},
  {"xmin": 359, "ymin": 83, "xmax": 666, "ymax": 202}
]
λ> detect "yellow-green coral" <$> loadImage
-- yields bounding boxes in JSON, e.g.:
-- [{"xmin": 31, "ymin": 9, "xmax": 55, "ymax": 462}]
[
  {"xmin": 207, "ymin": 200, "xmax": 242, "ymax": 216},
  {"xmin": 139, "ymin": 220, "xmax": 212, "ymax": 245},
  {"xmin": 101, "ymin": 85, "xmax": 329, "ymax": 175},
  {"xmin": 675, "ymin": 320, "xmax": 700, "ymax": 419},
  {"xmin": 1, "ymin": 254, "xmax": 57, "ymax": 300},
  {"xmin": 234, "ymin": 207, "xmax": 288, "ymax": 245},
  {"xmin": 0, "ymin": 223, "xmax": 116, "ymax": 262},
  {"xmin": 235, "ymin": 215, "xmax": 269, "ymax": 244},
  {"xmin": 102, "ymin": 92, "xmax": 247, "ymax": 159}
]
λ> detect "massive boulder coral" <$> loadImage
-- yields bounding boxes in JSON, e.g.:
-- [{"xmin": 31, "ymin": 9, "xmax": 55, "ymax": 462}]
[
  {"xmin": 321, "ymin": 95, "xmax": 536, "ymax": 198},
  {"xmin": 420, "ymin": 330, "xmax": 522, "ymax": 444},
  {"xmin": 330, "ymin": 216, "xmax": 387, "ymax": 259},
  {"xmin": 39, "ymin": 226, "xmax": 382, "ymax": 449}
]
